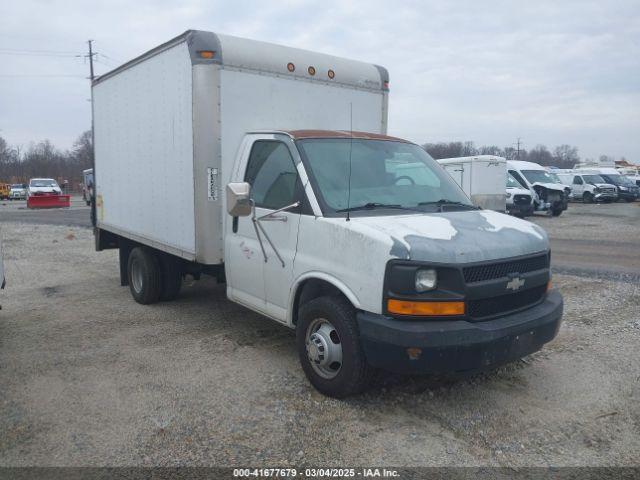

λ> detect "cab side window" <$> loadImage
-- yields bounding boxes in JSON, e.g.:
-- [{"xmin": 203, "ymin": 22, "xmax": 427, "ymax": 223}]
[
  {"xmin": 508, "ymin": 170, "xmax": 528, "ymax": 189},
  {"xmin": 245, "ymin": 141, "xmax": 300, "ymax": 210},
  {"xmin": 573, "ymin": 176, "xmax": 583, "ymax": 185}
]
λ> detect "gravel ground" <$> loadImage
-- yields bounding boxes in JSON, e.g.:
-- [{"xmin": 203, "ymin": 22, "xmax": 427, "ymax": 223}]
[{"xmin": 0, "ymin": 210, "xmax": 639, "ymax": 467}]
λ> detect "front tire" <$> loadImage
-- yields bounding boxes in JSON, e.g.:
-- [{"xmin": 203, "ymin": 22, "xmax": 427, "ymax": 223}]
[
  {"xmin": 583, "ymin": 192, "xmax": 593, "ymax": 203},
  {"xmin": 297, "ymin": 296, "xmax": 373, "ymax": 398},
  {"xmin": 127, "ymin": 247, "xmax": 162, "ymax": 304}
]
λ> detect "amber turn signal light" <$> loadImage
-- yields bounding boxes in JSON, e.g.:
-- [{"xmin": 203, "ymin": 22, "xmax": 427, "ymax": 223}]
[
  {"xmin": 387, "ymin": 300, "xmax": 465, "ymax": 316},
  {"xmin": 199, "ymin": 50, "xmax": 215, "ymax": 59}
]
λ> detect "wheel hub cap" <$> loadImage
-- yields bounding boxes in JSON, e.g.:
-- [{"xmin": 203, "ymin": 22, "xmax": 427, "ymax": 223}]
[{"xmin": 306, "ymin": 319, "xmax": 343, "ymax": 379}]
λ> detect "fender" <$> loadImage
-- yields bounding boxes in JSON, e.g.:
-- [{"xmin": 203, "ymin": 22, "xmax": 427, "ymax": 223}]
[{"xmin": 287, "ymin": 271, "xmax": 362, "ymax": 327}]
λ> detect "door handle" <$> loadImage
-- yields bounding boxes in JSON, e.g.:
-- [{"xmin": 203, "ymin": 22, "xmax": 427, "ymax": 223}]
[{"xmin": 260, "ymin": 215, "xmax": 287, "ymax": 222}]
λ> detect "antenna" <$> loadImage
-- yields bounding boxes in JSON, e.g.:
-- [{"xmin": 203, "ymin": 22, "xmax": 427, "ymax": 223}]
[{"xmin": 346, "ymin": 102, "xmax": 353, "ymax": 222}]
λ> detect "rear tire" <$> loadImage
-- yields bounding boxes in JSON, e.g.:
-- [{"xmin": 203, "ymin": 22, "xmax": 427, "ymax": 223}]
[
  {"xmin": 159, "ymin": 255, "xmax": 182, "ymax": 301},
  {"xmin": 127, "ymin": 247, "xmax": 162, "ymax": 304},
  {"xmin": 551, "ymin": 207, "xmax": 563, "ymax": 216},
  {"xmin": 297, "ymin": 296, "xmax": 374, "ymax": 398}
]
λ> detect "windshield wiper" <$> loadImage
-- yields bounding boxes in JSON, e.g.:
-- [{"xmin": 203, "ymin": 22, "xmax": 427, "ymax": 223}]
[
  {"xmin": 336, "ymin": 202, "xmax": 407, "ymax": 213},
  {"xmin": 417, "ymin": 199, "xmax": 479, "ymax": 211}
]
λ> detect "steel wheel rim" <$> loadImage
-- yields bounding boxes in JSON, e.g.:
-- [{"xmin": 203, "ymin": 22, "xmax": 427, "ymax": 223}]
[
  {"xmin": 131, "ymin": 258, "xmax": 143, "ymax": 293},
  {"xmin": 305, "ymin": 317, "xmax": 343, "ymax": 379}
]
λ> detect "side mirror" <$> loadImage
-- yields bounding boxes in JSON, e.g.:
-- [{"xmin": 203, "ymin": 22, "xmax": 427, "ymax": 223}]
[{"xmin": 226, "ymin": 182, "xmax": 252, "ymax": 217}]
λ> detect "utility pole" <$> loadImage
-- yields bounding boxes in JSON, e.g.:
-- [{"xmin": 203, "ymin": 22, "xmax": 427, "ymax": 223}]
[
  {"xmin": 86, "ymin": 39, "xmax": 97, "ymax": 226},
  {"xmin": 516, "ymin": 137, "xmax": 522, "ymax": 160},
  {"xmin": 87, "ymin": 40, "xmax": 95, "ymax": 81}
]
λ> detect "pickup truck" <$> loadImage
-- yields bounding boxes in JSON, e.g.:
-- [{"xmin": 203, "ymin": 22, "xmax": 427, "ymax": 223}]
[{"xmin": 93, "ymin": 30, "xmax": 563, "ymax": 397}]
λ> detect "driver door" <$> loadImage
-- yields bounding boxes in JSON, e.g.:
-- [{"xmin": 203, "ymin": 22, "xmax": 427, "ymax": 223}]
[{"xmin": 226, "ymin": 136, "xmax": 304, "ymax": 322}]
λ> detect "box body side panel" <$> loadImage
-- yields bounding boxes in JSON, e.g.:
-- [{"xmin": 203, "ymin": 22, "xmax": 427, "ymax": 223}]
[{"xmin": 93, "ymin": 42, "xmax": 196, "ymax": 256}]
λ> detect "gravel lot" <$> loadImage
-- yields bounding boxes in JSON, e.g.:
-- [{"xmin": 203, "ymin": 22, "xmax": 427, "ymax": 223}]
[{"xmin": 0, "ymin": 202, "xmax": 638, "ymax": 467}]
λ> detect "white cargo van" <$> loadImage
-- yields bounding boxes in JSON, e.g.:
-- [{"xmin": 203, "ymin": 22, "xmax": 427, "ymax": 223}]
[
  {"xmin": 507, "ymin": 160, "xmax": 569, "ymax": 216},
  {"xmin": 437, "ymin": 155, "xmax": 506, "ymax": 211},
  {"xmin": 557, "ymin": 171, "xmax": 617, "ymax": 203},
  {"xmin": 93, "ymin": 31, "xmax": 563, "ymax": 397},
  {"xmin": 577, "ymin": 167, "xmax": 639, "ymax": 202}
]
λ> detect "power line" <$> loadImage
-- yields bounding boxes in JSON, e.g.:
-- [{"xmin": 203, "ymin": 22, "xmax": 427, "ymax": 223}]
[
  {"xmin": 0, "ymin": 74, "xmax": 85, "ymax": 77},
  {"xmin": 0, "ymin": 47, "xmax": 82, "ymax": 56}
]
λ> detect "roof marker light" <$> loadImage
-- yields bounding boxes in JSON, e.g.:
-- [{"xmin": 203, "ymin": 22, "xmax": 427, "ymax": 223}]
[
  {"xmin": 287, "ymin": 62, "xmax": 295, "ymax": 72},
  {"xmin": 199, "ymin": 51, "xmax": 215, "ymax": 59},
  {"xmin": 328, "ymin": 69, "xmax": 335, "ymax": 79},
  {"xmin": 307, "ymin": 66, "xmax": 316, "ymax": 76}
]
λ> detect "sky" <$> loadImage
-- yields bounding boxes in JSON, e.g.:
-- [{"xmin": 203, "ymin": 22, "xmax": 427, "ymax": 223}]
[{"xmin": 1, "ymin": 0, "xmax": 639, "ymax": 162}]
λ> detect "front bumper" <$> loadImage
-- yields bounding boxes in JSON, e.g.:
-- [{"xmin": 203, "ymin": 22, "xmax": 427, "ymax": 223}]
[
  {"xmin": 617, "ymin": 190, "xmax": 638, "ymax": 201},
  {"xmin": 594, "ymin": 193, "xmax": 617, "ymax": 201},
  {"xmin": 507, "ymin": 203, "xmax": 534, "ymax": 216},
  {"xmin": 357, "ymin": 290, "xmax": 563, "ymax": 374}
]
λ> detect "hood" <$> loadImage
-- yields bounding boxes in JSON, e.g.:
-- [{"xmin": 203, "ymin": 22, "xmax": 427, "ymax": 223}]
[
  {"xmin": 345, "ymin": 210, "xmax": 548, "ymax": 264},
  {"xmin": 506, "ymin": 187, "xmax": 531, "ymax": 196},
  {"xmin": 593, "ymin": 183, "xmax": 615, "ymax": 189},
  {"xmin": 29, "ymin": 186, "xmax": 61, "ymax": 193},
  {"xmin": 532, "ymin": 182, "xmax": 565, "ymax": 192}
]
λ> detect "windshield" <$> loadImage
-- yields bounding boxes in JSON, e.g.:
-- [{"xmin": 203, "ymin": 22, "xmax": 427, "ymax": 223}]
[
  {"xmin": 548, "ymin": 173, "xmax": 563, "ymax": 184},
  {"xmin": 583, "ymin": 175, "xmax": 605, "ymax": 184},
  {"xmin": 506, "ymin": 174, "xmax": 522, "ymax": 188},
  {"xmin": 602, "ymin": 174, "xmax": 634, "ymax": 186},
  {"xmin": 30, "ymin": 179, "xmax": 58, "ymax": 187},
  {"xmin": 11, "ymin": 184, "xmax": 24, "ymax": 189},
  {"xmin": 521, "ymin": 170, "xmax": 557, "ymax": 184},
  {"xmin": 296, "ymin": 139, "xmax": 472, "ymax": 214}
]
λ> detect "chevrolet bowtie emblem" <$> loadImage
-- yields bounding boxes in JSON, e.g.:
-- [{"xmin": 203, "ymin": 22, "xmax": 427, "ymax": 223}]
[{"xmin": 506, "ymin": 276, "xmax": 525, "ymax": 291}]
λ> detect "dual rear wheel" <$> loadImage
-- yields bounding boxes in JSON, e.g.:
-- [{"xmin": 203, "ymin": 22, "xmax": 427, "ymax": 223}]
[{"xmin": 127, "ymin": 247, "xmax": 182, "ymax": 304}]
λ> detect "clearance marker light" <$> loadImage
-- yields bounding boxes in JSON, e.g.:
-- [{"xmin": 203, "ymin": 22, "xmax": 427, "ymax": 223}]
[
  {"xmin": 199, "ymin": 51, "xmax": 215, "ymax": 59},
  {"xmin": 287, "ymin": 62, "xmax": 295, "ymax": 72},
  {"xmin": 328, "ymin": 69, "xmax": 335, "ymax": 79},
  {"xmin": 307, "ymin": 66, "xmax": 316, "ymax": 76}
]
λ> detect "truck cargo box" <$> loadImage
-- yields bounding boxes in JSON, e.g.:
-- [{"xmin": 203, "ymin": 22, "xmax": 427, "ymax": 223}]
[
  {"xmin": 437, "ymin": 155, "xmax": 507, "ymax": 211},
  {"xmin": 93, "ymin": 30, "xmax": 389, "ymax": 265}
]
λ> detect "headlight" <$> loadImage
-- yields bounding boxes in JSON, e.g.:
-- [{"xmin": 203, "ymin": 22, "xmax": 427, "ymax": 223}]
[
  {"xmin": 415, "ymin": 269, "xmax": 437, "ymax": 292},
  {"xmin": 619, "ymin": 186, "xmax": 628, "ymax": 191},
  {"xmin": 594, "ymin": 187, "xmax": 600, "ymax": 193},
  {"xmin": 506, "ymin": 192, "xmax": 512, "ymax": 198}
]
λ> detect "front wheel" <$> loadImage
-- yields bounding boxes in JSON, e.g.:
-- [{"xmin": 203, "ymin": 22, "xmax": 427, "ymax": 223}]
[
  {"xmin": 297, "ymin": 296, "xmax": 374, "ymax": 398},
  {"xmin": 551, "ymin": 207, "xmax": 563, "ymax": 216},
  {"xmin": 583, "ymin": 192, "xmax": 593, "ymax": 203}
]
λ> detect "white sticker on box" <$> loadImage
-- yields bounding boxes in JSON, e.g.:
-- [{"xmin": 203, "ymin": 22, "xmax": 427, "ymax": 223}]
[{"xmin": 207, "ymin": 167, "xmax": 218, "ymax": 201}]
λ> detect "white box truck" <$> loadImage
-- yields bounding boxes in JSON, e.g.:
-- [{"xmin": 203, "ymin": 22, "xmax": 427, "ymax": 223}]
[
  {"xmin": 436, "ymin": 155, "xmax": 507, "ymax": 211},
  {"xmin": 93, "ymin": 30, "xmax": 563, "ymax": 397}
]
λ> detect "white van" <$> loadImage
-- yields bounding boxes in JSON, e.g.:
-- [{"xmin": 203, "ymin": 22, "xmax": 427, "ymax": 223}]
[
  {"xmin": 557, "ymin": 171, "xmax": 617, "ymax": 203},
  {"xmin": 506, "ymin": 172, "xmax": 534, "ymax": 217},
  {"xmin": 577, "ymin": 167, "xmax": 639, "ymax": 202},
  {"xmin": 437, "ymin": 155, "xmax": 506, "ymax": 211},
  {"xmin": 93, "ymin": 30, "xmax": 563, "ymax": 397},
  {"xmin": 507, "ymin": 161, "xmax": 569, "ymax": 216}
]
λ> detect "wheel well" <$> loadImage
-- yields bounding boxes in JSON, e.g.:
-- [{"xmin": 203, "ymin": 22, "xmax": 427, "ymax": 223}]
[{"xmin": 292, "ymin": 278, "xmax": 351, "ymax": 325}]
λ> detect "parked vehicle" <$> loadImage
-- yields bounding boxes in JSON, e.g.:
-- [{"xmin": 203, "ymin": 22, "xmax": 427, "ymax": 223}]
[
  {"xmin": 28, "ymin": 178, "xmax": 62, "ymax": 196},
  {"xmin": 547, "ymin": 171, "xmax": 573, "ymax": 200},
  {"xmin": 82, "ymin": 168, "xmax": 94, "ymax": 206},
  {"xmin": 0, "ymin": 183, "xmax": 10, "ymax": 200},
  {"xmin": 557, "ymin": 172, "xmax": 617, "ymax": 203},
  {"xmin": 506, "ymin": 173, "xmax": 534, "ymax": 217},
  {"xmin": 437, "ymin": 155, "xmax": 506, "ymax": 211},
  {"xmin": 93, "ymin": 30, "xmax": 563, "ymax": 397},
  {"xmin": 507, "ymin": 160, "xmax": 569, "ymax": 216},
  {"xmin": 9, "ymin": 184, "xmax": 28, "ymax": 200},
  {"xmin": 580, "ymin": 168, "xmax": 640, "ymax": 202}
]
